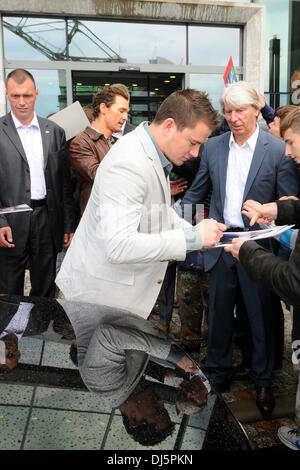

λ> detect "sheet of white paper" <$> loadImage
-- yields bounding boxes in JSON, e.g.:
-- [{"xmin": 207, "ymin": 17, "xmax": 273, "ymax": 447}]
[
  {"xmin": 48, "ymin": 101, "xmax": 90, "ymax": 141},
  {"xmin": 0, "ymin": 204, "xmax": 33, "ymax": 214},
  {"xmin": 215, "ymin": 225, "xmax": 295, "ymax": 247}
]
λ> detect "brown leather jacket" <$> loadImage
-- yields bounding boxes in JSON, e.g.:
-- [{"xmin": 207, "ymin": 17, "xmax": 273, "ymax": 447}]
[{"xmin": 69, "ymin": 126, "xmax": 115, "ymax": 216}]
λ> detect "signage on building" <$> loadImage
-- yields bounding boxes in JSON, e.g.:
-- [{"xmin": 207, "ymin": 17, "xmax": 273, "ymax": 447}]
[{"xmin": 223, "ymin": 56, "xmax": 237, "ymax": 87}]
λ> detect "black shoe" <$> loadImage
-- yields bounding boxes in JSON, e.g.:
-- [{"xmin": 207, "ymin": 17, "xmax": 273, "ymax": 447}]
[{"xmin": 255, "ymin": 386, "xmax": 275, "ymax": 416}]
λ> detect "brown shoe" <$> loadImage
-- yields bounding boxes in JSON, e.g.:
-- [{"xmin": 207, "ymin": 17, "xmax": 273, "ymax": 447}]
[
  {"xmin": 255, "ymin": 386, "xmax": 275, "ymax": 415},
  {"xmin": 157, "ymin": 323, "xmax": 169, "ymax": 334}
]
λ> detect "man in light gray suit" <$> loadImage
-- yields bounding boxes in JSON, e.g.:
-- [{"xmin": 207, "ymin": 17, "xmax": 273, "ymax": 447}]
[
  {"xmin": 181, "ymin": 81, "xmax": 299, "ymax": 415},
  {"xmin": 56, "ymin": 90, "xmax": 226, "ymax": 318}
]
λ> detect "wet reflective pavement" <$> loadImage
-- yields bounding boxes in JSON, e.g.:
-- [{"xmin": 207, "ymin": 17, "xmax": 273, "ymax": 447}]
[
  {"xmin": 155, "ymin": 303, "xmax": 299, "ymax": 451},
  {"xmin": 0, "ymin": 271, "xmax": 296, "ymax": 451},
  {"xmin": 0, "ymin": 290, "xmax": 251, "ymax": 451}
]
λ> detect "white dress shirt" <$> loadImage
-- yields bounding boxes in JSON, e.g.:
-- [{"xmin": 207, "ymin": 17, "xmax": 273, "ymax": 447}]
[
  {"xmin": 11, "ymin": 112, "xmax": 46, "ymax": 200},
  {"xmin": 112, "ymin": 121, "xmax": 126, "ymax": 139},
  {"xmin": 223, "ymin": 126, "xmax": 259, "ymax": 228}
]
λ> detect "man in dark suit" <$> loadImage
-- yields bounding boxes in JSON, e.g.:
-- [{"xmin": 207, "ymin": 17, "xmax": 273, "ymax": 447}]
[
  {"xmin": 224, "ymin": 107, "xmax": 300, "ymax": 450},
  {"xmin": 181, "ymin": 81, "xmax": 299, "ymax": 415},
  {"xmin": 0, "ymin": 69, "xmax": 77, "ymax": 298}
]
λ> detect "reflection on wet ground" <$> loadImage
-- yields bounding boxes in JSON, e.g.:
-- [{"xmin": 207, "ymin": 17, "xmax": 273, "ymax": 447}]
[
  {"xmin": 152, "ymin": 300, "xmax": 299, "ymax": 451},
  {"xmin": 0, "ymin": 293, "xmax": 251, "ymax": 451},
  {"xmin": 2, "ymin": 271, "xmax": 297, "ymax": 451}
]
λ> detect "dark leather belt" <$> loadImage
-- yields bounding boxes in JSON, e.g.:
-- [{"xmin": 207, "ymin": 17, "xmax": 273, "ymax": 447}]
[
  {"xmin": 226, "ymin": 227, "xmax": 249, "ymax": 232},
  {"xmin": 30, "ymin": 198, "xmax": 47, "ymax": 209}
]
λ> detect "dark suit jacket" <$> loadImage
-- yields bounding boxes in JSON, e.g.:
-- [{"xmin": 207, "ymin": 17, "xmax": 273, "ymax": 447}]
[
  {"xmin": 0, "ymin": 112, "xmax": 77, "ymax": 255},
  {"xmin": 123, "ymin": 121, "xmax": 136, "ymax": 135},
  {"xmin": 239, "ymin": 199, "xmax": 300, "ymax": 308},
  {"xmin": 181, "ymin": 129, "xmax": 299, "ymax": 271}
]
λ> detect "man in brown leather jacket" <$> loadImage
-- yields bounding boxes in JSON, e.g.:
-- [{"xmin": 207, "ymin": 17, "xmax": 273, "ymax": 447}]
[{"xmin": 70, "ymin": 84, "xmax": 130, "ymax": 216}]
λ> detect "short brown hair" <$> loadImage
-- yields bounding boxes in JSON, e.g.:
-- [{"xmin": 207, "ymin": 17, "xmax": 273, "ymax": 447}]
[
  {"xmin": 152, "ymin": 89, "xmax": 220, "ymax": 132},
  {"xmin": 83, "ymin": 104, "xmax": 94, "ymax": 123},
  {"xmin": 6, "ymin": 68, "xmax": 36, "ymax": 88},
  {"xmin": 92, "ymin": 83, "xmax": 130, "ymax": 119},
  {"xmin": 275, "ymin": 105, "xmax": 298, "ymax": 120},
  {"xmin": 280, "ymin": 107, "xmax": 300, "ymax": 137}
]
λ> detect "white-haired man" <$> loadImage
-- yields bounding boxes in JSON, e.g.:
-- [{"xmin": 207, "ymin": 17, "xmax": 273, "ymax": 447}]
[
  {"xmin": 181, "ymin": 81, "xmax": 299, "ymax": 415},
  {"xmin": 225, "ymin": 107, "xmax": 300, "ymax": 450}
]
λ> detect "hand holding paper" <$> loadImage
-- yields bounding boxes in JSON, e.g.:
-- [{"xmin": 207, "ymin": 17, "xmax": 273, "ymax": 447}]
[
  {"xmin": 224, "ymin": 237, "xmax": 249, "ymax": 260},
  {"xmin": 196, "ymin": 218, "xmax": 227, "ymax": 249},
  {"xmin": 223, "ymin": 224, "xmax": 294, "ymax": 259}
]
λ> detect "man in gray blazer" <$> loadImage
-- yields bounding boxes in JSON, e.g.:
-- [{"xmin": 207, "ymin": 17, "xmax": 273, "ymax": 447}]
[
  {"xmin": 56, "ymin": 89, "xmax": 226, "ymax": 318},
  {"xmin": 181, "ymin": 81, "xmax": 299, "ymax": 415},
  {"xmin": 0, "ymin": 69, "xmax": 77, "ymax": 298}
]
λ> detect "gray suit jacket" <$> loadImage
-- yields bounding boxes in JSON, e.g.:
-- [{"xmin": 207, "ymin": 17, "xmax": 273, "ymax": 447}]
[
  {"xmin": 58, "ymin": 300, "xmax": 173, "ymax": 408},
  {"xmin": 0, "ymin": 112, "xmax": 77, "ymax": 255},
  {"xmin": 182, "ymin": 129, "xmax": 299, "ymax": 271}
]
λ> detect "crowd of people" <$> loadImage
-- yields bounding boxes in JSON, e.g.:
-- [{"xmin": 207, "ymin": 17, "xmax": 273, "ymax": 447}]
[{"xmin": 1, "ymin": 67, "xmax": 300, "ymax": 450}]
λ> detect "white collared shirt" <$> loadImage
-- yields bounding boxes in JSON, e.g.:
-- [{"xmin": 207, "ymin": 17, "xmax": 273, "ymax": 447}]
[
  {"xmin": 112, "ymin": 121, "xmax": 126, "ymax": 139},
  {"xmin": 11, "ymin": 112, "xmax": 46, "ymax": 200},
  {"xmin": 223, "ymin": 125, "xmax": 259, "ymax": 228}
]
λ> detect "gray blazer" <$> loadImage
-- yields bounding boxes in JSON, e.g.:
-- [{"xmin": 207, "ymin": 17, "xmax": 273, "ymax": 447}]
[
  {"xmin": 59, "ymin": 300, "xmax": 173, "ymax": 408},
  {"xmin": 182, "ymin": 129, "xmax": 299, "ymax": 271}
]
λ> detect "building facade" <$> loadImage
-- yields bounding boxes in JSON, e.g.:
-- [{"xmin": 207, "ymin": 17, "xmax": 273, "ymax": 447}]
[
  {"xmin": 222, "ymin": 0, "xmax": 300, "ymax": 108},
  {"xmin": 0, "ymin": 0, "xmax": 298, "ymax": 120},
  {"xmin": 0, "ymin": 0, "xmax": 266, "ymax": 120}
]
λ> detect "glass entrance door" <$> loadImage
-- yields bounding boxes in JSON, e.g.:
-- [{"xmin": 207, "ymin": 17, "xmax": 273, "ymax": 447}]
[{"xmin": 72, "ymin": 70, "xmax": 184, "ymax": 125}]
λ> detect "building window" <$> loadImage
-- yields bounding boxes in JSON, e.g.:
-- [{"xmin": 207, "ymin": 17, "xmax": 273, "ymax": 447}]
[
  {"xmin": 67, "ymin": 19, "xmax": 187, "ymax": 65},
  {"xmin": 72, "ymin": 70, "xmax": 184, "ymax": 124},
  {"xmin": 189, "ymin": 74, "xmax": 227, "ymax": 111},
  {"xmin": 2, "ymin": 16, "xmax": 243, "ymax": 116},
  {"xmin": 3, "ymin": 17, "xmax": 67, "ymax": 61},
  {"xmin": 5, "ymin": 68, "xmax": 67, "ymax": 117},
  {"xmin": 188, "ymin": 25, "xmax": 241, "ymax": 67}
]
